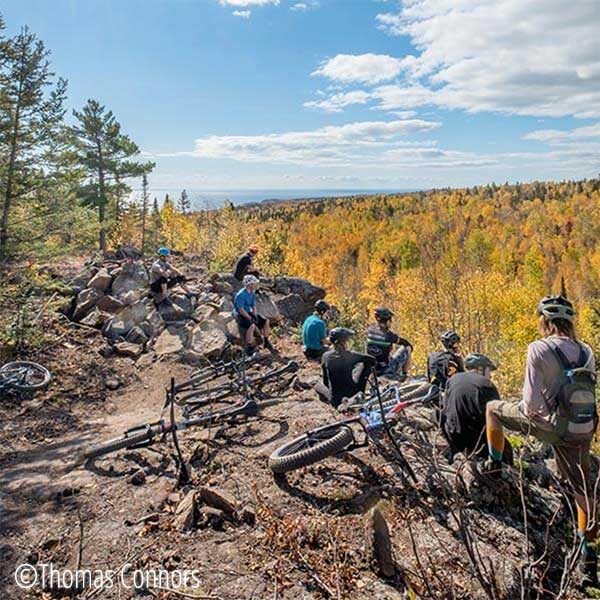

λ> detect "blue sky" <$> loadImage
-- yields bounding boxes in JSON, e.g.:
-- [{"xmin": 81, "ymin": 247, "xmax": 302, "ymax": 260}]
[{"xmin": 3, "ymin": 0, "xmax": 599, "ymax": 192}]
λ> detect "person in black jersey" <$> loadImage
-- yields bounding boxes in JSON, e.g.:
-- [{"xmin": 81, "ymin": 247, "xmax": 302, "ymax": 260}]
[
  {"xmin": 441, "ymin": 352, "xmax": 512, "ymax": 464},
  {"xmin": 233, "ymin": 245, "xmax": 260, "ymax": 281},
  {"xmin": 366, "ymin": 307, "xmax": 412, "ymax": 379},
  {"xmin": 427, "ymin": 330, "xmax": 465, "ymax": 391},
  {"xmin": 315, "ymin": 327, "xmax": 376, "ymax": 409}
]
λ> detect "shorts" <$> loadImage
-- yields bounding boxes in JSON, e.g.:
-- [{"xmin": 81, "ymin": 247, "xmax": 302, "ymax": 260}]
[
  {"xmin": 236, "ymin": 314, "xmax": 267, "ymax": 330},
  {"xmin": 488, "ymin": 400, "xmax": 591, "ymax": 497},
  {"xmin": 150, "ymin": 275, "xmax": 186, "ymax": 293},
  {"xmin": 304, "ymin": 347, "xmax": 325, "ymax": 361}
]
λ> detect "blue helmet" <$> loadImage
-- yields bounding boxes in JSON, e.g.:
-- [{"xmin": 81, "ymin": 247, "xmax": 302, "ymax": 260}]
[{"xmin": 157, "ymin": 247, "xmax": 170, "ymax": 257}]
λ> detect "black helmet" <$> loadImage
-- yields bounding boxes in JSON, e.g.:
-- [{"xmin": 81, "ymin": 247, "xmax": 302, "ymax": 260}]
[
  {"xmin": 537, "ymin": 295, "xmax": 575, "ymax": 322},
  {"xmin": 314, "ymin": 299, "xmax": 330, "ymax": 314},
  {"xmin": 374, "ymin": 307, "xmax": 394, "ymax": 321},
  {"xmin": 465, "ymin": 353, "xmax": 497, "ymax": 371},
  {"xmin": 440, "ymin": 330, "xmax": 461, "ymax": 349},
  {"xmin": 329, "ymin": 327, "xmax": 354, "ymax": 344}
]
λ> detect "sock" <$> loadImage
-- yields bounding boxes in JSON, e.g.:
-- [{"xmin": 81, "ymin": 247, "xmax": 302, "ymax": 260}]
[{"xmin": 486, "ymin": 422, "xmax": 505, "ymax": 462}]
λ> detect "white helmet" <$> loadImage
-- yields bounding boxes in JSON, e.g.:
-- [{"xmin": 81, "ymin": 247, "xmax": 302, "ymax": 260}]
[{"xmin": 243, "ymin": 274, "xmax": 259, "ymax": 287}]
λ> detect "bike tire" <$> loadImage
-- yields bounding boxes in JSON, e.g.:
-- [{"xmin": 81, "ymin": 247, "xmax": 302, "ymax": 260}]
[
  {"xmin": 0, "ymin": 361, "xmax": 51, "ymax": 391},
  {"xmin": 269, "ymin": 424, "xmax": 354, "ymax": 473},
  {"xmin": 83, "ymin": 428, "xmax": 158, "ymax": 461}
]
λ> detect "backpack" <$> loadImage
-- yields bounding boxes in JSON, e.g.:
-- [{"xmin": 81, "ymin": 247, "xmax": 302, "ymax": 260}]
[{"xmin": 544, "ymin": 340, "xmax": 598, "ymax": 442}]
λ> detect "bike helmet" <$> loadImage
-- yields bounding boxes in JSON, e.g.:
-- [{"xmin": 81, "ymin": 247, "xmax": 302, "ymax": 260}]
[
  {"xmin": 157, "ymin": 247, "xmax": 170, "ymax": 257},
  {"xmin": 464, "ymin": 353, "xmax": 497, "ymax": 371},
  {"xmin": 537, "ymin": 295, "xmax": 575, "ymax": 322},
  {"xmin": 314, "ymin": 299, "xmax": 330, "ymax": 314},
  {"xmin": 329, "ymin": 327, "xmax": 354, "ymax": 344},
  {"xmin": 440, "ymin": 330, "xmax": 461, "ymax": 349},
  {"xmin": 243, "ymin": 274, "xmax": 260, "ymax": 287},
  {"xmin": 374, "ymin": 307, "xmax": 394, "ymax": 321}
]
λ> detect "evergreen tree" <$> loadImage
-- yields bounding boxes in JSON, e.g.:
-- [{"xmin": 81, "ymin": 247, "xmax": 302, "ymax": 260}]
[
  {"xmin": 68, "ymin": 99, "xmax": 154, "ymax": 253},
  {"xmin": 178, "ymin": 189, "xmax": 191, "ymax": 214},
  {"xmin": 0, "ymin": 23, "xmax": 68, "ymax": 259}
]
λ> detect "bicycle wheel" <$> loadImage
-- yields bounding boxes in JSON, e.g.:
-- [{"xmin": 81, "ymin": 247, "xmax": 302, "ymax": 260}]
[
  {"xmin": 269, "ymin": 423, "xmax": 354, "ymax": 473},
  {"xmin": 83, "ymin": 426, "xmax": 161, "ymax": 461},
  {"xmin": 0, "ymin": 361, "xmax": 51, "ymax": 391}
]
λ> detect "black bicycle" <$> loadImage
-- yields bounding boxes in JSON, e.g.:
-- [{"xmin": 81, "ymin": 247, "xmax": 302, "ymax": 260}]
[{"xmin": 0, "ymin": 361, "xmax": 51, "ymax": 396}]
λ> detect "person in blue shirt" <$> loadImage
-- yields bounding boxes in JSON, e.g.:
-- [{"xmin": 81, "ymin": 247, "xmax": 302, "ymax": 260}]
[
  {"xmin": 233, "ymin": 275, "xmax": 274, "ymax": 355},
  {"xmin": 301, "ymin": 300, "xmax": 330, "ymax": 361}
]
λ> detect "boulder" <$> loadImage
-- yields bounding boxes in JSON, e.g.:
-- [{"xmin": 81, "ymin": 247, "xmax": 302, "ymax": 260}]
[
  {"xmin": 114, "ymin": 341, "xmax": 143, "ymax": 358},
  {"xmin": 103, "ymin": 316, "xmax": 132, "ymax": 341},
  {"xmin": 189, "ymin": 322, "xmax": 228, "ymax": 358},
  {"xmin": 211, "ymin": 280, "xmax": 234, "ymax": 295},
  {"xmin": 154, "ymin": 327, "xmax": 187, "ymax": 355},
  {"xmin": 111, "ymin": 262, "xmax": 149, "ymax": 299},
  {"xmin": 255, "ymin": 292, "xmax": 282, "ymax": 322},
  {"xmin": 218, "ymin": 296, "xmax": 234, "ymax": 313},
  {"xmin": 212, "ymin": 273, "xmax": 243, "ymax": 295},
  {"xmin": 79, "ymin": 307, "xmax": 112, "ymax": 329},
  {"xmin": 199, "ymin": 487, "xmax": 237, "ymax": 514},
  {"xmin": 172, "ymin": 491, "xmax": 197, "ymax": 532},
  {"xmin": 364, "ymin": 504, "xmax": 395, "ymax": 577},
  {"xmin": 114, "ymin": 246, "xmax": 142, "ymax": 260},
  {"xmin": 145, "ymin": 309, "xmax": 165, "ymax": 337},
  {"xmin": 272, "ymin": 276, "xmax": 325, "ymax": 303},
  {"xmin": 120, "ymin": 301, "xmax": 151, "ymax": 327},
  {"xmin": 87, "ymin": 268, "xmax": 112, "ymax": 292},
  {"xmin": 73, "ymin": 288, "xmax": 104, "ymax": 321},
  {"xmin": 70, "ymin": 267, "xmax": 97, "ymax": 294},
  {"xmin": 157, "ymin": 296, "xmax": 191, "ymax": 322},
  {"xmin": 120, "ymin": 290, "xmax": 144, "ymax": 306},
  {"xmin": 275, "ymin": 293, "xmax": 313, "ymax": 324},
  {"xmin": 126, "ymin": 326, "xmax": 149, "ymax": 346},
  {"xmin": 197, "ymin": 506, "xmax": 224, "ymax": 530},
  {"xmin": 96, "ymin": 295, "xmax": 125, "ymax": 313}
]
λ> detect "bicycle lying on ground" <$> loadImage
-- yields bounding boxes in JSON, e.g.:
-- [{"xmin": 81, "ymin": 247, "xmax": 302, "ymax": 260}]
[
  {"xmin": 268, "ymin": 377, "xmax": 439, "ymax": 478},
  {"xmin": 0, "ymin": 361, "xmax": 51, "ymax": 396}
]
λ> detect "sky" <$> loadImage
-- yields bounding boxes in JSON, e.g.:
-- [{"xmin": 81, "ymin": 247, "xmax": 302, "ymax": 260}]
[{"xmin": 2, "ymin": 0, "xmax": 600, "ymax": 192}]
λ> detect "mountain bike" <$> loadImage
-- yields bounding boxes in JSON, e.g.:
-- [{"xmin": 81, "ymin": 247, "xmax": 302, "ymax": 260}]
[
  {"xmin": 178, "ymin": 360, "xmax": 300, "ymax": 412},
  {"xmin": 268, "ymin": 379, "xmax": 438, "ymax": 476},
  {"xmin": 0, "ymin": 361, "xmax": 51, "ymax": 396}
]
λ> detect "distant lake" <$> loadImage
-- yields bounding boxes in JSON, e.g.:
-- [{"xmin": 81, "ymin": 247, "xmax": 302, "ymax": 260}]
[{"xmin": 134, "ymin": 188, "xmax": 413, "ymax": 209}]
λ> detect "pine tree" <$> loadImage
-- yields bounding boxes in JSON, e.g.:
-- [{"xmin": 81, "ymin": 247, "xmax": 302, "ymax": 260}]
[
  {"xmin": 178, "ymin": 189, "xmax": 191, "ymax": 214},
  {"xmin": 0, "ymin": 24, "xmax": 68, "ymax": 259},
  {"xmin": 68, "ymin": 99, "xmax": 154, "ymax": 253}
]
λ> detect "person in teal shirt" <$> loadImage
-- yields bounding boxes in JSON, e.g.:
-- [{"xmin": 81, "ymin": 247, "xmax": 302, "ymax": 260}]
[{"xmin": 301, "ymin": 300, "xmax": 330, "ymax": 361}]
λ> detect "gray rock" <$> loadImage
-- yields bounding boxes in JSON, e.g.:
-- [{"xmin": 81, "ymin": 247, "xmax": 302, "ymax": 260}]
[
  {"xmin": 218, "ymin": 296, "xmax": 234, "ymax": 313},
  {"xmin": 189, "ymin": 322, "xmax": 228, "ymax": 358},
  {"xmin": 120, "ymin": 301, "xmax": 150, "ymax": 327},
  {"xmin": 96, "ymin": 295, "xmax": 125, "ymax": 313},
  {"xmin": 79, "ymin": 307, "xmax": 112, "ymax": 329},
  {"xmin": 211, "ymin": 280, "xmax": 233, "ymax": 295},
  {"xmin": 73, "ymin": 288, "xmax": 104, "ymax": 321},
  {"xmin": 87, "ymin": 268, "xmax": 113, "ymax": 292},
  {"xmin": 70, "ymin": 267, "xmax": 97, "ymax": 294},
  {"xmin": 120, "ymin": 290, "xmax": 144, "ymax": 306},
  {"xmin": 198, "ymin": 506, "xmax": 224, "ymax": 529},
  {"xmin": 128, "ymin": 469, "xmax": 146, "ymax": 486},
  {"xmin": 255, "ymin": 291, "xmax": 282, "ymax": 322},
  {"xmin": 126, "ymin": 326, "xmax": 149, "ymax": 346},
  {"xmin": 272, "ymin": 276, "xmax": 325, "ymax": 303},
  {"xmin": 275, "ymin": 293, "xmax": 313, "ymax": 324},
  {"xmin": 154, "ymin": 327, "xmax": 187, "ymax": 355},
  {"xmin": 112, "ymin": 262, "xmax": 149, "ymax": 299},
  {"xmin": 103, "ymin": 316, "xmax": 132, "ymax": 341},
  {"xmin": 199, "ymin": 486, "xmax": 237, "ymax": 514},
  {"xmin": 157, "ymin": 297, "xmax": 190, "ymax": 322},
  {"xmin": 173, "ymin": 491, "xmax": 197, "ymax": 532},
  {"xmin": 104, "ymin": 378, "xmax": 121, "ymax": 390},
  {"xmin": 114, "ymin": 341, "xmax": 143, "ymax": 358},
  {"xmin": 364, "ymin": 504, "xmax": 395, "ymax": 577},
  {"xmin": 212, "ymin": 273, "xmax": 243, "ymax": 294}
]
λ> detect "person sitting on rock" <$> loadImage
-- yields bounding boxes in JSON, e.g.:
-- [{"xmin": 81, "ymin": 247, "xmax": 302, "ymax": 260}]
[
  {"xmin": 233, "ymin": 245, "xmax": 260, "ymax": 281},
  {"xmin": 483, "ymin": 295, "xmax": 598, "ymax": 586},
  {"xmin": 366, "ymin": 307, "xmax": 412, "ymax": 380},
  {"xmin": 315, "ymin": 327, "xmax": 376, "ymax": 409},
  {"xmin": 150, "ymin": 247, "xmax": 193, "ymax": 304},
  {"xmin": 301, "ymin": 300, "xmax": 330, "ymax": 361},
  {"xmin": 427, "ymin": 330, "xmax": 465, "ymax": 391},
  {"xmin": 233, "ymin": 274, "xmax": 275, "ymax": 355},
  {"xmin": 440, "ymin": 353, "xmax": 512, "ymax": 464}
]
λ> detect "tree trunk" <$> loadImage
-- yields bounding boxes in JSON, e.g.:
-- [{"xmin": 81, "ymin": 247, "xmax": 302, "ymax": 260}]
[{"xmin": 96, "ymin": 139, "xmax": 107, "ymax": 254}]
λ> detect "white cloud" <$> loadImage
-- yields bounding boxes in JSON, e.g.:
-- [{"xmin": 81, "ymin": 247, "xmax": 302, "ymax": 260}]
[
  {"xmin": 290, "ymin": 1, "xmax": 319, "ymax": 11},
  {"xmin": 304, "ymin": 90, "xmax": 372, "ymax": 112},
  {"xmin": 220, "ymin": 0, "xmax": 278, "ymax": 6},
  {"xmin": 312, "ymin": 53, "xmax": 408, "ymax": 85},
  {"xmin": 309, "ymin": 1, "xmax": 600, "ymax": 118},
  {"xmin": 523, "ymin": 122, "xmax": 600, "ymax": 143},
  {"xmin": 232, "ymin": 9, "xmax": 251, "ymax": 18},
  {"xmin": 163, "ymin": 119, "xmax": 441, "ymax": 166}
]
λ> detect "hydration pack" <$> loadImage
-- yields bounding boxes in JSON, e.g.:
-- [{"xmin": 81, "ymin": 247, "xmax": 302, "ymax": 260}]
[{"xmin": 544, "ymin": 340, "xmax": 597, "ymax": 442}]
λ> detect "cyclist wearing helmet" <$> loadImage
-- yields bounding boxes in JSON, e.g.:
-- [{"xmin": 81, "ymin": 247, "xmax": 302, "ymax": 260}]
[
  {"xmin": 485, "ymin": 295, "xmax": 598, "ymax": 585},
  {"xmin": 233, "ymin": 274, "xmax": 275, "ymax": 355},
  {"xmin": 233, "ymin": 245, "xmax": 261, "ymax": 281},
  {"xmin": 366, "ymin": 307, "xmax": 412, "ymax": 379},
  {"xmin": 315, "ymin": 327, "xmax": 376, "ymax": 408},
  {"xmin": 441, "ymin": 353, "xmax": 512, "ymax": 463},
  {"xmin": 427, "ymin": 330, "xmax": 465, "ymax": 390},
  {"xmin": 301, "ymin": 300, "xmax": 330, "ymax": 361},
  {"xmin": 150, "ymin": 247, "xmax": 193, "ymax": 303}
]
